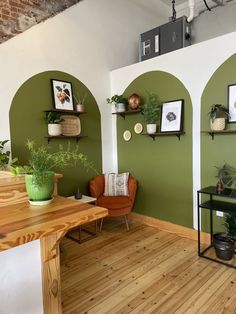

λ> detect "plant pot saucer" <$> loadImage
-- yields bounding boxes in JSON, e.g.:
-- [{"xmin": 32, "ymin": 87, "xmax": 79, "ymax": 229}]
[{"xmin": 29, "ymin": 198, "xmax": 53, "ymax": 206}]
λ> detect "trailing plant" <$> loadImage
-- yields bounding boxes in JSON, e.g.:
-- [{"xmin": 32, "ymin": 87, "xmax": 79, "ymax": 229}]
[
  {"xmin": 209, "ymin": 104, "xmax": 230, "ymax": 122},
  {"xmin": 142, "ymin": 92, "xmax": 161, "ymax": 124},
  {"xmin": 45, "ymin": 112, "xmax": 63, "ymax": 124},
  {"xmin": 106, "ymin": 94, "xmax": 127, "ymax": 105},
  {"xmin": 0, "ymin": 140, "xmax": 10, "ymax": 170},
  {"xmin": 11, "ymin": 140, "xmax": 98, "ymax": 186}
]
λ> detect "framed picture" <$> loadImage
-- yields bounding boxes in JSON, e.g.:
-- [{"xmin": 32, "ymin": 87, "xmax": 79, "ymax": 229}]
[
  {"xmin": 228, "ymin": 84, "xmax": 236, "ymax": 123},
  {"xmin": 160, "ymin": 99, "xmax": 184, "ymax": 132},
  {"xmin": 51, "ymin": 79, "xmax": 74, "ymax": 111}
]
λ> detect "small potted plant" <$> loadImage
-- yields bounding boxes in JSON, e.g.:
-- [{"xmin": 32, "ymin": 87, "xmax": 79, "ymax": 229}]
[
  {"xmin": 46, "ymin": 112, "xmax": 63, "ymax": 136},
  {"xmin": 209, "ymin": 104, "xmax": 230, "ymax": 131},
  {"xmin": 74, "ymin": 92, "xmax": 87, "ymax": 112},
  {"xmin": 106, "ymin": 94, "xmax": 127, "ymax": 113},
  {"xmin": 142, "ymin": 92, "xmax": 160, "ymax": 134},
  {"xmin": 11, "ymin": 140, "xmax": 98, "ymax": 205}
]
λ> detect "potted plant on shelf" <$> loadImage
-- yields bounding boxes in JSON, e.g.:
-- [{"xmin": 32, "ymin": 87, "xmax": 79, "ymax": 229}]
[
  {"xmin": 0, "ymin": 140, "xmax": 11, "ymax": 170},
  {"xmin": 46, "ymin": 112, "xmax": 64, "ymax": 136},
  {"xmin": 209, "ymin": 104, "xmax": 230, "ymax": 131},
  {"xmin": 11, "ymin": 140, "xmax": 98, "ymax": 205},
  {"xmin": 74, "ymin": 92, "xmax": 87, "ymax": 112},
  {"xmin": 142, "ymin": 92, "xmax": 160, "ymax": 134},
  {"xmin": 107, "ymin": 94, "xmax": 127, "ymax": 113}
]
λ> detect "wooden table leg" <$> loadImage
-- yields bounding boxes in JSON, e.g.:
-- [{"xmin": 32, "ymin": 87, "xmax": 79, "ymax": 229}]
[{"xmin": 41, "ymin": 234, "xmax": 62, "ymax": 314}]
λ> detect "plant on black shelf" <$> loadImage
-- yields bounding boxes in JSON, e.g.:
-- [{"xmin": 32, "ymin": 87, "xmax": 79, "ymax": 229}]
[
  {"xmin": 216, "ymin": 163, "xmax": 236, "ymax": 190},
  {"xmin": 209, "ymin": 104, "xmax": 229, "ymax": 122},
  {"xmin": 106, "ymin": 94, "xmax": 127, "ymax": 105},
  {"xmin": 142, "ymin": 92, "xmax": 160, "ymax": 124},
  {"xmin": 45, "ymin": 112, "xmax": 64, "ymax": 124}
]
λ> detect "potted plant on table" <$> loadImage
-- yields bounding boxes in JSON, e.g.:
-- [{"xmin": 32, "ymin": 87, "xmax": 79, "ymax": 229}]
[
  {"xmin": 11, "ymin": 140, "xmax": 98, "ymax": 205},
  {"xmin": 209, "ymin": 104, "xmax": 230, "ymax": 131},
  {"xmin": 46, "ymin": 112, "xmax": 64, "ymax": 136},
  {"xmin": 142, "ymin": 92, "xmax": 161, "ymax": 134},
  {"xmin": 107, "ymin": 94, "xmax": 127, "ymax": 113}
]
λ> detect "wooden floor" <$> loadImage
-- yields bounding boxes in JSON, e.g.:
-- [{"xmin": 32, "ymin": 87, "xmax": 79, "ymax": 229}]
[{"xmin": 61, "ymin": 219, "xmax": 236, "ymax": 314}]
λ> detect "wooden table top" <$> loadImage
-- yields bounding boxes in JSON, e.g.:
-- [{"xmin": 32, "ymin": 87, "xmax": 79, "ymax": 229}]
[{"xmin": 0, "ymin": 196, "xmax": 108, "ymax": 252}]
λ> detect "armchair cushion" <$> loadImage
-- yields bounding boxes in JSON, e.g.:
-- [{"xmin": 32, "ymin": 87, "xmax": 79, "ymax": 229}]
[
  {"xmin": 97, "ymin": 195, "xmax": 132, "ymax": 210},
  {"xmin": 104, "ymin": 172, "xmax": 129, "ymax": 196}
]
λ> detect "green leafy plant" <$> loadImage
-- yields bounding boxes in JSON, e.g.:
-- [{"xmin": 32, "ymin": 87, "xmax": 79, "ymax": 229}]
[
  {"xmin": 209, "ymin": 104, "xmax": 230, "ymax": 122},
  {"xmin": 45, "ymin": 112, "xmax": 64, "ymax": 124},
  {"xmin": 11, "ymin": 140, "xmax": 98, "ymax": 186},
  {"xmin": 224, "ymin": 213, "xmax": 236, "ymax": 239},
  {"xmin": 0, "ymin": 140, "xmax": 11, "ymax": 170},
  {"xmin": 216, "ymin": 163, "xmax": 236, "ymax": 189},
  {"xmin": 106, "ymin": 94, "xmax": 127, "ymax": 105},
  {"xmin": 142, "ymin": 92, "xmax": 161, "ymax": 124}
]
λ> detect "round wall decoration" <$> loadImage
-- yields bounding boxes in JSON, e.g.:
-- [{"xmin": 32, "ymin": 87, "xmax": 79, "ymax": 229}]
[
  {"xmin": 134, "ymin": 123, "xmax": 143, "ymax": 134},
  {"xmin": 123, "ymin": 130, "xmax": 132, "ymax": 141}
]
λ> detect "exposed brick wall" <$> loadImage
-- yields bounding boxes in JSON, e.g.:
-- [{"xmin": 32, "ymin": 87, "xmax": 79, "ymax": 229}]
[{"xmin": 0, "ymin": 0, "xmax": 82, "ymax": 44}]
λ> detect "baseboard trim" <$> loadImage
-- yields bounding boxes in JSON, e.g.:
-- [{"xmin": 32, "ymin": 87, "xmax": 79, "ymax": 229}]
[{"xmin": 130, "ymin": 212, "xmax": 210, "ymax": 245}]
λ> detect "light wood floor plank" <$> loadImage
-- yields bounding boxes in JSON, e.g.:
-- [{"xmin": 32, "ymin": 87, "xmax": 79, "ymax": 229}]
[{"xmin": 61, "ymin": 220, "xmax": 236, "ymax": 314}]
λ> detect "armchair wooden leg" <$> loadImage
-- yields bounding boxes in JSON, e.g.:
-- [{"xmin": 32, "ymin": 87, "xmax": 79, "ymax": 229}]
[
  {"xmin": 100, "ymin": 218, "xmax": 104, "ymax": 232},
  {"xmin": 124, "ymin": 215, "xmax": 130, "ymax": 231}
]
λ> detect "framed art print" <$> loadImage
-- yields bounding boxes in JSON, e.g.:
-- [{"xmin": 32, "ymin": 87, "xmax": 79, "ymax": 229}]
[
  {"xmin": 160, "ymin": 99, "xmax": 184, "ymax": 132},
  {"xmin": 228, "ymin": 84, "xmax": 236, "ymax": 123},
  {"xmin": 51, "ymin": 79, "xmax": 74, "ymax": 111}
]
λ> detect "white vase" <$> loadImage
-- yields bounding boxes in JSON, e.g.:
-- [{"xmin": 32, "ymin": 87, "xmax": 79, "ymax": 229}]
[
  {"xmin": 48, "ymin": 124, "xmax": 62, "ymax": 136},
  {"xmin": 210, "ymin": 118, "xmax": 225, "ymax": 131},
  {"xmin": 76, "ymin": 104, "xmax": 85, "ymax": 112},
  {"xmin": 146, "ymin": 124, "xmax": 157, "ymax": 134},
  {"xmin": 115, "ymin": 103, "xmax": 126, "ymax": 113}
]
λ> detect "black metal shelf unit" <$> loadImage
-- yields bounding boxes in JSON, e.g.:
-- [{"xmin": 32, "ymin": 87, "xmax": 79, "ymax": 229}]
[{"xmin": 197, "ymin": 186, "xmax": 236, "ymax": 269}]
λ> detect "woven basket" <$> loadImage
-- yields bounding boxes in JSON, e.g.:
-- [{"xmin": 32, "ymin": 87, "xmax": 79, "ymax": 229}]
[
  {"xmin": 61, "ymin": 115, "xmax": 81, "ymax": 136},
  {"xmin": 210, "ymin": 118, "xmax": 225, "ymax": 131}
]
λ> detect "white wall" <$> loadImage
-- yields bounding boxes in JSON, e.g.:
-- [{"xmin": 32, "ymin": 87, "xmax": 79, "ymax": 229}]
[
  {"xmin": 110, "ymin": 30, "xmax": 236, "ymax": 231},
  {"xmin": 0, "ymin": 1, "xmax": 168, "ymax": 313}
]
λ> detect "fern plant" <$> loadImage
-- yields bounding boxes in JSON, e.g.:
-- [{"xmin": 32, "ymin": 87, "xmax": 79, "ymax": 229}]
[
  {"xmin": 11, "ymin": 140, "xmax": 98, "ymax": 186},
  {"xmin": 0, "ymin": 140, "xmax": 10, "ymax": 170},
  {"xmin": 142, "ymin": 92, "xmax": 161, "ymax": 124}
]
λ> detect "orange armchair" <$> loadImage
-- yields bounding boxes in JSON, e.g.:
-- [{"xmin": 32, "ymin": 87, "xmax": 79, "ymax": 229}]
[{"xmin": 89, "ymin": 174, "xmax": 138, "ymax": 231}]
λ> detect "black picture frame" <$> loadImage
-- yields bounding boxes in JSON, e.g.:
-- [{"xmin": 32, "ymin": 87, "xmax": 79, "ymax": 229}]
[
  {"xmin": 160, "ymin": 99, "xmax": 184, "ymax": 133},
  {"xmin": 51, "ymin": 79, "xmax": 74, "ymax": 111},
  {"xmin": 228, "ymin": 84, "xmax": 236, "ymax": 123}
]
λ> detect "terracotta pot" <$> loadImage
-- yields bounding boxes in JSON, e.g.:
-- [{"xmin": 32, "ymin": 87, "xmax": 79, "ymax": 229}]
[{"xmin": 128, "ymin": 94, "xmax": 141, "ymax": 110}]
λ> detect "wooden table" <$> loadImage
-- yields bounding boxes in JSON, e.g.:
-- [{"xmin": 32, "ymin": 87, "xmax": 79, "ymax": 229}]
[{"xmin": 0, "ymin": 172, "xmax": 108, "ymax": 314}]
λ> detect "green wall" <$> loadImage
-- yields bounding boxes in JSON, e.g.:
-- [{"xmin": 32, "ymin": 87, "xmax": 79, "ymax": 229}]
[
  {"xmin": 118, "ymin": 71, "xmax": 193, "ymax": 228},
  {"xmin": 201, "ymin": 53, "xmax": 236, "ymax": 232},
  {"xmin": 9, "ymin": 71, "xmax": 102, "ymax": 196}
]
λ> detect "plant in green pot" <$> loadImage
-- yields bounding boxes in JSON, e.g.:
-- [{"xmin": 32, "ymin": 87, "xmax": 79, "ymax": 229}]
[
  {"xmin": 46, "ymin": 112, "xmax": 64, "ymax": 136},
  {"xmin": 107, "ymin": 94, "xmax": 127, "ymax": 113},
  {"xmin": 209, "ymin": 104, "xmax": 230, "ymax": 131},
  {"xmin": 142, "ymin": 92, "xmax": 161, "ymax": 134},
  {"xmin": 11, "ymin": 140, "xmax": 97, "ymax": 205}
]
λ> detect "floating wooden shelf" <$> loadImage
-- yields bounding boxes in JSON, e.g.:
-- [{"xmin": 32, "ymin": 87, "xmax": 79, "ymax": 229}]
[
  {"xmin": 44, "ymin": 109, "xmax": 86, "ymax": 115},
  {"xmin": 201, "ymin": 129, "xmax": 236, "ymax": 140},
  {"xmin": 45, "ymin": 135, "xmax": 87, "ymax": 143},
  {"xmin": 141, "ymin": 131, "xmax": 185, "ymax": 141},
  {"xmin": 112, "ymin": 109, "xmax": 141, "ymax": 119}
]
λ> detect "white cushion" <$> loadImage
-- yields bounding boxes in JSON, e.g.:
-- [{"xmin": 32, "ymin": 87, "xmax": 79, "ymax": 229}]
[{"xmin": 104, "ymin": 173, "xmax": 129, "ymax": 196}]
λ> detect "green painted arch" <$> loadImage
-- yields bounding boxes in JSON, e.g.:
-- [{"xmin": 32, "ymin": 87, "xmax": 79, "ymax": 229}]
[
  {"xmin": 118, "ymin": 71, "xmax": 193, "ymax": 228},
  {"xmin": 9, "ymin": 70, "xmax": 102, "ymax": 196},
  {"xmin": 201, "ymin": 53, "xmax": 236, "ymax": 232}
]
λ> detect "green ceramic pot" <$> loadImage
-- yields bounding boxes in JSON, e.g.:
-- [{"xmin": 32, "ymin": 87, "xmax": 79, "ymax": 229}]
[{"xmin": 25, "ymin": 171, "xmax": 54, "ymax": 201}]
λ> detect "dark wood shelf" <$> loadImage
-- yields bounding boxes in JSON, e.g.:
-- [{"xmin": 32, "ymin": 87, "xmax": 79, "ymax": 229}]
[
  {"xmin": 44, "ymin": 109, "xmax": 86, "ymax": 115},
  {"xmin": 201, "ymin": 129, "xmax": 236, "ymax": 140},
  {"xmin": 141, "ymin": 131, "xmax": 185, "ymax": 141},
  {"xmin": 112, "ymin": 109, "xmax": 141, "ymax": 119},
  {"xmin": 45, "ymin": 135, "xmax": 87, "ymax": 143}
]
